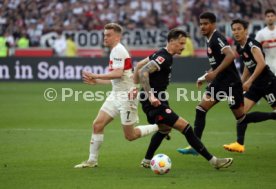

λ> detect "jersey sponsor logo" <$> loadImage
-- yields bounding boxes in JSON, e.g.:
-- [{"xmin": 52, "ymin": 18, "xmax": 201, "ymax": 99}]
[
  {"xmin": 114, "ymin": 57, "xmax": 122, "ymax": 61},
  {"xmin": 207, "ymin": 47, "xmax": 212, "ymax": 54},
  {"xmin": 155, "ymin": 56, "xmax": 165, "ymax": 64},
  {"xmin": 108, "ymin": 58, "xmax": 132, "ymax": 71}
]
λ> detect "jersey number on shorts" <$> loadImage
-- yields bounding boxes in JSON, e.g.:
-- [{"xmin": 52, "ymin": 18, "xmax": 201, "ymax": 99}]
[
  {"xmin": 228, "ymin": 96, "xmax": 236, "ymax": 106},
  {"xmin": 265, "ymin": 93, "xmax": 276, "ymax": 104},
  {"xmin": 126, "ymin": 111, "xmax": 130, "ymax": 120}
]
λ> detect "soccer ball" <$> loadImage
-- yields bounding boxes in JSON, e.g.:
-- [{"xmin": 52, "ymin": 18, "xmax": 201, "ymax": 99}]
[{"xmin": 150, "ymin": 154, "xmax": 172, "ymax": 175}]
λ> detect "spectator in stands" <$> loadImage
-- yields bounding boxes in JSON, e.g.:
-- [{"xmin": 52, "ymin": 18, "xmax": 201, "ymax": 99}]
[
  {"xmin": 65, "ymin": 33, "xmax": 77, "ymax": 57},
  {"xmin": 0, "ymin": 0, "xmax": 274, "ymax": 53},
  {"xmin": 180, "ymin": 35, "xmax": 195, "ymax": 57},
  {"xmin": 16, "ymin": 33, "xmax": 29, "ymax": 48},
  {"xmin": 0, "ymin": 32, "xmax": 8, "ymax": 57},
  {"xmin": 53, "ymin": 30, "xmax": 66, "ymax": 57}
]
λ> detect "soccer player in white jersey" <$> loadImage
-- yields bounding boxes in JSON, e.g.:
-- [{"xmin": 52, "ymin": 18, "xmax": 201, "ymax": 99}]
[
  {"xmin": 74, "ymin": 23, "xmax": 158, "ymax": 168},
  {"xmin": 255, "ymin": 9, "xmax": 276, "ymax": 75}
]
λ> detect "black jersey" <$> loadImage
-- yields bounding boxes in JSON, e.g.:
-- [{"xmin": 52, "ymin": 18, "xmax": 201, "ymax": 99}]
[
  {"xmin": 207, "ymin": 31, "xmax": 240, "ymax": 84},
  {"xmin": 147, "ymin": 48, "xmax": 173, "ymax": 92},
  {"xmin": 236, "ymin": 37, "xmax": 275, "ymax": 85}
]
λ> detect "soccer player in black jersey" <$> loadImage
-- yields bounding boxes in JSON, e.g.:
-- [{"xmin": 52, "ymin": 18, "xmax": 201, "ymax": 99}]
[
  {"xmin": 133, "ymin": 28, "xmax": 233, "ymax": 169},
  {"xmin": 178, "ymin": 12, "xmax": 276, "ymax": 155},
  {"xmin": 223, "ymin": 19, "xmax": 276, "ymax": 151},
  {"xmin": 177, "ymin": 12, "xmax": 246, "ymax": 155}
]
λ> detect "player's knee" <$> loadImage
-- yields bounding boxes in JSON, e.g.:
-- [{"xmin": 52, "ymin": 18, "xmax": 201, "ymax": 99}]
[
  {"xmin": 124, "ymin": 134, "xmax": 136, "ymax": 141},
  {"xmin": 158, "ymin": 125, "xmax": 172, "ymax": 134},
  {"xmin": 92, "ymin": 120, "xmax": 105, "ymax": 133}
]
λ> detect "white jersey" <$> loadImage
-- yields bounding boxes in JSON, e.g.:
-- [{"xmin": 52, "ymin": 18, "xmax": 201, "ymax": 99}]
[
  {"xmin": 101, "ymin": 43, "xmax": 138, "ymax": 125},
  {"xmin": 255, "ymin": 26, "xmax": 276, "ymax": 75},
  {"xmin": 109, "ymin": 43, "xmax": 133, "ymax": 91}
]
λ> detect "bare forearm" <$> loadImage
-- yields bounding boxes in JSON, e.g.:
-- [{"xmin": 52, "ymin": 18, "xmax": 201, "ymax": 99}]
[
  {"xmin": 247, "ymin": 63, "xmax": 265, "ymax": 83},
  {"xmin": 241, "ymin": 68, "xmax": 250, "ymax": 83},
  {"xmin": 139, "ymin": 70, "xmax": 152, "ymax": 95},
  {"xmin": 214, "ymin": 47, "xmax": 235, "ymax": 75},
  {"xmin": 215, "ymin": 55, "xmax": 235, "ymax": 75},
  {"xmin": 133, "ymin": 58, "xmax": 149, "ymax": 84},
  {"xmin": 248, "ymin": 47, "xmax": 266, "ymax": 83},
  {"xmin": 95, "ymin": 79, "xmax": 111, "ymax": 84},
  {"xmin": 95, "ymin": 69, "xmax": 123, "ymax": 80}
]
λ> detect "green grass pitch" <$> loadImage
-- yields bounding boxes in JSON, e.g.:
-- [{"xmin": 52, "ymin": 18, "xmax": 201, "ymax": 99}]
[{"xmin": 0, "ymin": 82, "xmax": 275, "ymax": 189}]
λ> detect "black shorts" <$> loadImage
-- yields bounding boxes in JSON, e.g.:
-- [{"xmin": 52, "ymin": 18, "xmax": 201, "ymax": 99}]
[
  {"xmin": 244, "ymin": 79, "xmax": 276, "ymax": 107},
  {"xmin": 206, "ymin": 81, "xmax": 244, "ymax": 109},
  {"xmin": 140, "ymin": 97, "xmax": 179, "ymax": 127}
]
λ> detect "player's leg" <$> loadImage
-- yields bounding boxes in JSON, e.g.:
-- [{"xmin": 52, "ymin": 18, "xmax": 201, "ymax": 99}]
[
  {"xmin": 173, "ymin": 117, "xmax": 233, "ymax": 169},
  {"xmin": 243, "ymin": 83, "xmax": 276, "ymax": 122},
  {"xmin": 223, "ymin": 83, "xmax": 247, "ymax": 153},
  {"xmin": 74, "ymin": 110, "xmax": 114, "ymax": 168},
  {"xmin": 121, "ymin": 99, "xmax": 158, "ymax": 141},
  {"xmin": 224, "ymin": 86, "xmax": 276, "ymax": 153},
  {"xmin": 75, "ymin": 95, "xmax": 118, "ymax": 168},
  {"xmin": 177, "ymin": 94, "xmax": 217, "ymax": 155},
  {"xmin": 243, "ymin": 97, "xmax": 276, "ymax": 121},
  {"xmin": 223, "ymin": 105, "xmax": 246, "ymax": 153},
  {"xmin": 194, "ymin": 94, "xmax": 218, "ymax": 139},
  {"xmin": 123, "ymin": 124, "xmax": 158, "ymax": 141},
  {"xmin": 140, "ymin": 125, "xmax": 171, "ymax": 168}
]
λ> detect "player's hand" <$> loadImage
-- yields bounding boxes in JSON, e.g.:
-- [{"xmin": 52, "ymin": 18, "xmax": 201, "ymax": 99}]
[
  {"xmin": 196, "ymin": 73, "xmax": 207, "ymax": 89},
  {"xmin": 196, "ymin": 80, "xmax": 203, "ymax": 89},
  {"xmin": 149, "ymin": 94, "xmax": 161, "ymax": 107},
  {"xmin": 82, "ymin": 71, "xmax": 97, "ymax": 85},
  {"xmin": 128, "ymin": 87, "xmax": 138, "ymax": 100},
  {"xmin": 243, "ymin": 80, "xmax": 252, "ymax": 92},
  {"xmin": 205, "ymin": 71, "xmax": 217, "ymax": 82}
]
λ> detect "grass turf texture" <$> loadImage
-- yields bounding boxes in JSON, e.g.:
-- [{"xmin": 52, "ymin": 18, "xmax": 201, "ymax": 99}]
[{"xmin": 0, "ymin": 82, "xmax": 275, "ymax": 189}]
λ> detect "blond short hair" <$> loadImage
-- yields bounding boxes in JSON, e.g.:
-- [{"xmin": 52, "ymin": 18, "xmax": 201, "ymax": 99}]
[{"xmin": 104, "ymin": 23, "xmax": 123, "ymax": 34}]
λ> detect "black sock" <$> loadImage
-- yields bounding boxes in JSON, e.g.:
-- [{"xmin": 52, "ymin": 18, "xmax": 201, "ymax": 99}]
[
  {"xmin": 145, "ymin": 131, "xmax": 167, "ymax": 160},
  {"xmin": 243, "ymin": 112, "xmax": 276, "ymax": 123},
  {"xmin": 236, "ymin": 120, "xmax": 248, "ymax": 145},
  {"xmin": 182, "ymin": 125, "xmax": 213, "ymax": 161},
  {"xmin": 194, "ymin": 106, "xmax": 207, "ymax": 139},
  {"xmin": 236, "ymin": 111, "xmax": 276, "ymax": 145}
]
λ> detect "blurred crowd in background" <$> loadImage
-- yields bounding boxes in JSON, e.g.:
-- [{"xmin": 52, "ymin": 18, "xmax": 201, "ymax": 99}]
[{"xmin": 0, "ymin": 0, "xmax": 275, "ymax": 55}]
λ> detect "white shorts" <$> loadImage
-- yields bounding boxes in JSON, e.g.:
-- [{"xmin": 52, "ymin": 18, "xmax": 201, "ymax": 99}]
[
  {"xmin": 100, "ymin": 91, "xmax": 138, "ymax": 125},
  {"xmin": 266, "ymin": 58, "xmax": 276, "ymax": 76}
]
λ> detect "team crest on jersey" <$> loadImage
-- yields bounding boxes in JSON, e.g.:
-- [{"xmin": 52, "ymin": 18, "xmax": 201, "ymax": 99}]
[
  {"xmin": 155, "ymin": 56, "xmax": 165, "ymax": 64},
  {"xmin": 165, "ymin": 109, "xmax": 172, "ymax": 114},
  {"xmin": 207, "ymin": 47, "xmax": 212, "ymax": 54},
  {"xmin": 243, "ymin": 52, "xmax": 248, "ymax": 58}
]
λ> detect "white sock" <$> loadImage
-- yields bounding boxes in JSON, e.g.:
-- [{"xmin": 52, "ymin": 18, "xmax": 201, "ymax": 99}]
[
  {"xmin": 88, "ymin": 134, "xmax": 104, "ymax": 162},
  {"xmin": 209, "ymin": 156, "xmax": 217, "ymax": 165},
  {"xmin": 136, "ymin": 124, "xmax": 158, "ymax": 137}
]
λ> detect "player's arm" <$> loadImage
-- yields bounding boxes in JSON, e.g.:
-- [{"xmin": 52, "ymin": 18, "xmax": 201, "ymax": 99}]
[
  {"xmin": 128, "ymin": 58, "xmax": 150, "ymax": 100},
  {"xmin": 139, "ymin": 60, "xmax": 161, "ymax": 107},
  {"xmin": 205, "ymin": 46, "xmax": 235, "ymax": 81},
  {"xmin": 82, "ymin": 71, "xmax": 112, "ymax": 85},
  {"xmin": 133, "ymin": 57, "xmax": 150, "ymax": 84},
  {"xmin": 241, "ymin": 66, "xmax": 250, "ymax": 83},
  {"xmin": 243, "ymin": 46, "xmax": 266, "ymax": 91},
  {"xmin": 91, "ymin": 68, "xmax": 124, "ymax": 80}
]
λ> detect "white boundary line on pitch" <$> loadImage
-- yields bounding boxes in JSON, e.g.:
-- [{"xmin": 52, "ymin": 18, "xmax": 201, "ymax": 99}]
[{"xmin": 0, "ymin": 128, "xmax": 275, "ymax": 136}]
